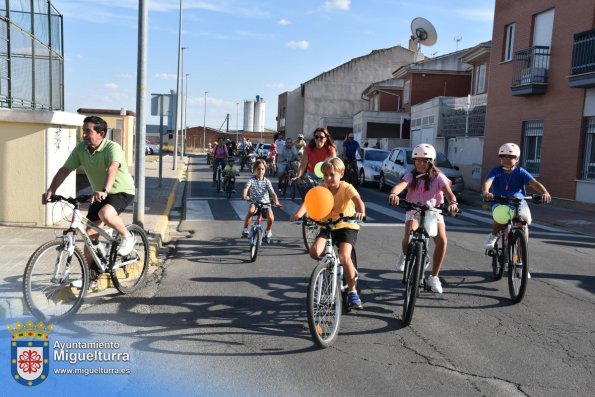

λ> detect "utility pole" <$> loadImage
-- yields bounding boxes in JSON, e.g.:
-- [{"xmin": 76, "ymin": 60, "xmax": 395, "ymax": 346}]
[
  {"xmin": 133, "ymin": 0, "xmax": 148, "ymax": 227},
  {"xmin": 173, "ymin": 0, "xmax": 183, "ymax": 170}
]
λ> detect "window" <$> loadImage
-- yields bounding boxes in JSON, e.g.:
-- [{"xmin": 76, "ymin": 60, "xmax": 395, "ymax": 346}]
[
  {"xmin": 522, "ymin": 120, "xmax": 544, "ymax": 176},
  {"xmin": 582, "ymin": 117, "xmax": 595, "ymax": 180},
  {"xmin": 475, "ymin": 64, "xmax": 487, "ymax": 94},
  {"xmin": 403, "ymin": 80, "xmax": 410, "ymax": 105},
  {"xmin": 504, "ymin": 23, "xmax": 515, "ymax": 61}
]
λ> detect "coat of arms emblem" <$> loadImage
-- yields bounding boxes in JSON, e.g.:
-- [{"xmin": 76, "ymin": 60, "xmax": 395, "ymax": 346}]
[{"xmin": 8, "ymin": 320, "xmax": 53, "ymax": 386}]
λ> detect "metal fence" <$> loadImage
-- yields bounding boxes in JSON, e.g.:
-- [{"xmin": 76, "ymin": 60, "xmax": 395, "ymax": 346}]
[
  {"xmin": 0, "ymin": 0, "xmax": 63, "ymax": 110},
  {"xmin": 439, "ymin": 94, "xmax": 487, "ymax": 137}
]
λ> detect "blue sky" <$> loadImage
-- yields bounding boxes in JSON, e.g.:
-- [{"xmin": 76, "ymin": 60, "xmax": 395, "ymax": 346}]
[{"xmin": 52, "ymin": 0, "xmax": 495, "ymax": 131}]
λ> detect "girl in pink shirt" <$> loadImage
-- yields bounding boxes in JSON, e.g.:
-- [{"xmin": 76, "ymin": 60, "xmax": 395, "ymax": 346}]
[{"xmin": 387, "ymin": 144, "xmax": 459, "ymax": 294}]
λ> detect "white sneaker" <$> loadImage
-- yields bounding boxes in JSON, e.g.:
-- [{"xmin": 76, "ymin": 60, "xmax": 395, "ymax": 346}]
[
  {"xmin": 396, "ymin": 252, "xmax": 406, "ymax": 272},
  {"xmin": 484, "ymin": 233, "xmax": 498, "ymax": 250},
  {"xmin": 118, "ymin": 233, "xmax": 136, "ymax": 256},
  {"xmin": 426, "ymin": 275, "xmax": 443, "ymax": 294}
]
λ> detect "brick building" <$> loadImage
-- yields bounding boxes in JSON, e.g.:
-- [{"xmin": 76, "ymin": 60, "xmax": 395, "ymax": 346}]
[{"xmin": 483, "ymin": 0, "xmax": 595, "ymax": 203}]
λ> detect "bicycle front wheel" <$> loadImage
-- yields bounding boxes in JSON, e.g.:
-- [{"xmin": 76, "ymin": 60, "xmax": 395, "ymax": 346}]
[
  {"xmin": 302, "ymin": 218, "xmax": 320, "ymax": 252},
  {"xmin": 307, "ymin": 262, "xmax": 341, "ymax": 348},
  {"xmin": 111, "ymin": 224, "xmax": 150, "ymax": 294},
  {"xmin": 23, "ymin": 239, "xmax": 89, "ymax": 322},
  {"xmin": 491, "ymin": 238, "xmax": 505, "ymax": 281},
  {"xmin": 508, "ymin": 229, "xmax": 528, "ymax": 303},
  {"xmin": 249, "ymin": 227, "xmax": 261, "ymax": 262},
  {"xmin": 402, "ymin": 242, "xmax": 422, "ymax": 326}
]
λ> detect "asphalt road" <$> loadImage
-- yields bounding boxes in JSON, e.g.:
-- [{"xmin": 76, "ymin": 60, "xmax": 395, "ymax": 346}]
[{"xmin": 27, "ymin": 155, "xmax": 594, "ymax": 397}]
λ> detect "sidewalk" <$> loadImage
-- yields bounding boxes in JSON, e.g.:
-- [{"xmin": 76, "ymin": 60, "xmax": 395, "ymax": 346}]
[{"xmin": 0, "ymin": 153, "xmax": 188, "ymax": 320}]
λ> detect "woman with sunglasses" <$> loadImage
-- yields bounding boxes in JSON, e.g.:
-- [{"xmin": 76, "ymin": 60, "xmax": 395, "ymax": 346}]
[
  {"xmin": 296, "ymin": 127, "xmax": 337, "ymax": 179},
  {"xmin": 482, "ymin": 143, "xmax": 551, "ymax": 250}
]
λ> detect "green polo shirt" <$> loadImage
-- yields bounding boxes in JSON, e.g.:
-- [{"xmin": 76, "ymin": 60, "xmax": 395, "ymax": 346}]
[{"xmin": 64, "ymin": 139, "xmax": 135, "ymax": 195}]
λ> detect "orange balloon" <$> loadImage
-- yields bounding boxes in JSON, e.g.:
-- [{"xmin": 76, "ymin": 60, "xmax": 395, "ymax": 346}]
[{"xmin": 304, "ymin": 186, "xmax": 334, "ymax": 221}]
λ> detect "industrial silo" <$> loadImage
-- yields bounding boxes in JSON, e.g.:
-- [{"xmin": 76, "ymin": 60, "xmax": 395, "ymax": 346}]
[
  {"xmin": 254, "ymin": 96, "xmax": 265, "ymax": 133},
  {"xmin": 243, "ymin": 100, "xmax": 255, "ymax": 132}
]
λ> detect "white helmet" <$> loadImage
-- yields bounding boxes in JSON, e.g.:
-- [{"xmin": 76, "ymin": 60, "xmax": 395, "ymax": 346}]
[
  {"xmin": 298, "ymin": 134, "xmax": 304, "ymax": 139},
  {"xmin": 498, "ymin": 143, "xmax": 520, "ymax": 157},
  {"xmin": 412, "ymin": 143, "xmax": 436, "ymax": 161}
]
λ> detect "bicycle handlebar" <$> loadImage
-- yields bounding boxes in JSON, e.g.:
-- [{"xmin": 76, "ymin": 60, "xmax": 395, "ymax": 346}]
[
  {"xmin": 397, "ymin": 199, "xmax": 462, "ymax": 215},
  {"xmin": 303, "ymin": 214, "xmax": 366, "ymax": 226},
  {"xmin": 247, "ymin": 200, "xmax": 283, "ymax": 209},
  {"xmin": 49, "ymin": 194, "xmax": 92, "ymax": 206},
  {"xmin": 485, "ymin": 194, "xmax": 543, "ymax": 205}
]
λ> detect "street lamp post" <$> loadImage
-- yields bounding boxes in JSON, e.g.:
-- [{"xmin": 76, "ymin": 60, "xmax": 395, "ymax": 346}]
[
  {"xmin": 236, "ymin": 102, "xmax": 239, "ymax": 143},
  {"xmin": 173, "ymin": 0, "xmax": 183, "ymax": 170},
  {"xmin": 203, "ymin": 91, "xmax": 208, "ymax": 151},
  {"xmin": 179, "ymin": 46, "xmax": 187, "ymax": 160},
  {"xmin": 183, "ymin": 73, "xmax": 189, "ymax": 156}
]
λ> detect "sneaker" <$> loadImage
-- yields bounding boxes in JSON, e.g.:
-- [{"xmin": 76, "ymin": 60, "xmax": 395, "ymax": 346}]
[
  {"xmin": 484, "ymin": 233, "xmax": 498, "ymax": 250},
  {"xmin": 89, "ymin": 279, "xmax": 99, "ymax": 291},
  {"xmin": 264, "ymin": 231, "xmax": 273, "ymax": 243},
  {"xmin": 396, "ymin": 252, "xmax": 406, "ymax": 272},
  {"xmin": 347, "ymin": 291, "xmax": 363, "ymax": 310},
  {"xmin": 426, "ymin": 275, "xmax": 443, "ymax": 294},
  {"xmin": 118, "ymin": 233, "xmax": 136, "ymax": 256},
  {"xmin": 241, "ymin": 229, "xmax": 249, "ymax": 238},
  {"xmin": 232, "ymin": 189, "xmax": 236, "ymax": 193}
]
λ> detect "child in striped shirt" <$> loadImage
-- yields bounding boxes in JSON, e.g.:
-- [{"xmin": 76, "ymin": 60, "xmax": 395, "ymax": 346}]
[{"xmin": 242, "ymin": 159, "xmax": 281, "ymax": 241}]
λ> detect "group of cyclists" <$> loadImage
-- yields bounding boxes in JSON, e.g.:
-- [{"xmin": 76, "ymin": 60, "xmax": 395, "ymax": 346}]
[{"xmin": 235, "ymin": 127, "xmax": 551, "ymax": 310}]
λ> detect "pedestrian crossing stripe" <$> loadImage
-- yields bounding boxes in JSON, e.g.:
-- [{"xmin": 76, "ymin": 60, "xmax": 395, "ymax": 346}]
[{"xmin": 183, "ymin": 197, "xmax": 590, "ymax": 238}]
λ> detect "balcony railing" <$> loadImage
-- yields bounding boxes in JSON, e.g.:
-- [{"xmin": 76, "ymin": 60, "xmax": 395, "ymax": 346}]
[
  {"xmin": 569, "ymin": 29, "xmax": 595, "ymax": 88},
  {"xmin": 511, "ymin": 46, "xmax": 550, "ymax": 96}
]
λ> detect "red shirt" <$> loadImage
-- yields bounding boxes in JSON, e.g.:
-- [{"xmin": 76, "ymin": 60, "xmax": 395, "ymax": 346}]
[{"xmin": 305, "ymin": 145, "xmax": 336, "ymax": 172}]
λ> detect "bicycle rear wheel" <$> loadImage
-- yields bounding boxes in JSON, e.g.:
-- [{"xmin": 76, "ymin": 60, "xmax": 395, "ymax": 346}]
[
  {"xmin": 249, "ymin": 227, "xmax": 261, "ymax": 262},
  {"xmin": 111, "ymin": 224, "xmax": 150, "ymax": 294},
  {"xmin": 402, "ymin": 242, "xmax": 422, "ymax": 326},
  {"xmin": 23, "ymin": 239, "xmax": 89, "ymax": 322},
  {"xmin": 491, "ymin": 238, "xmax": 505, "ymax": 281},
  {"xmin": 508, "ymin": 229, "xmax": 528, "ymax": 303},
  {"xmin": 307, "ymin": 262, "xmax": 341, "ymax": 348},
  {"xmin": 302, "ymin": 218, "xmax": 320, "ymax": 252}
]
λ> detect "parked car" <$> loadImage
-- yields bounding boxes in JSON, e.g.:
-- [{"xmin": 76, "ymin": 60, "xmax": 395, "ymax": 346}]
[
  {"xmin": 355, "ymin": 147, "xmax": 390, "ymax": 186},
  {"xmin": 378, "ymin": 147, "xmax": 464, "ymax": 198},
  {"xmin": 255, "ymin": 143, "xmax": 271, "ymax": 158},
  {"xmin": 145, "ymin": 141, "xmax": 160, "ymax": 155}
]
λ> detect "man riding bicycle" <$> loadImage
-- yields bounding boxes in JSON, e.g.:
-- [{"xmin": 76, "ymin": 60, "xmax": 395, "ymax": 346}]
[{"xmin": 277, "ymin": 137, "xmax": 300, "ymax": 191}]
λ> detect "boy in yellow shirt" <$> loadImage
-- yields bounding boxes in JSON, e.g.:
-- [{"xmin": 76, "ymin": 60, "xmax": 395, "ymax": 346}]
[{"xmin": 291, "ymin": 157, "xmax": 366, "ymax": 309}]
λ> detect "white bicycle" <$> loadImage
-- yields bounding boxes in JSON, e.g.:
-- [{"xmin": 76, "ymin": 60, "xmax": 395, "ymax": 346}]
[{"xmin": 22, "ymin": 194, "xmax": 149, "ymax": 322}]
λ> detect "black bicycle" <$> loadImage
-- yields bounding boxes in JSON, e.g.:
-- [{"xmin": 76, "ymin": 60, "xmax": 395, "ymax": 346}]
[
  {"xmin": 485, "ymin": 194, "xmax": 542, "ymax": 303},
  {"xmin": 222, "ymin": 172, "xmax": 237, "ymax": 199},
  {"xmin": 343, "ymin": 158, "xmax": 359, "ymax": 189},
  {"xmin": 395, "ymin": 200, "xmax": 459, "ymax": 326},
  {"xmin": 279, "ymin": 160, "xmax": 299, "ymax": 200}
]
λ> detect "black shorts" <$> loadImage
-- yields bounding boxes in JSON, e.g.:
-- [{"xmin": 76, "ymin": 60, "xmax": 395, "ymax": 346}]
[
  {"xmin": 87, "ymin": 193, "xmax": 134, "ymax": 222},
  {"xmin": 317, "ymin": 228, "xmax": 358, "ymax": 247}
]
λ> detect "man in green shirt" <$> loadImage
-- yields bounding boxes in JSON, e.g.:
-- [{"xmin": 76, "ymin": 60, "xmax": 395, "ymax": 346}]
[{"xmin": 42, "ymin": 116, "xmax": 136, "ymax": 259}]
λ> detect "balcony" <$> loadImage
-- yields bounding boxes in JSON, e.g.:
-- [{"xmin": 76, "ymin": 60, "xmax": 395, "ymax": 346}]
[
  {"xmin": 511, "ymin": 46, "xmax": 550, "ymax": 96},
  {"xmin": 569, "ymin": 29, "xmax": 595, "ymax": 88}
]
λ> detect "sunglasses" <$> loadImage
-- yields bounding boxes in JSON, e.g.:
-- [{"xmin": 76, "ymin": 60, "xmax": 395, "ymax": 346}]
[
  {"xmin": 314, "ymin": 135, "xmax": 326, "ymax": 140},
  {"xmin": 499, "ymin": 155, "xmax": 516, "ymax": 159}
]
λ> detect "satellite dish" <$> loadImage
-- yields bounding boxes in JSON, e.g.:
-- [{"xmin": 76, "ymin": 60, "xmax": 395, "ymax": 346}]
[{"xmin": 410, "ymin": 17, "xmax": 437, "ymax": 50}]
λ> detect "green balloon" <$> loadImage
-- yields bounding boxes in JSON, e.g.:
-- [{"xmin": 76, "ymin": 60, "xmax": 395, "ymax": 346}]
[
  {"xmin": 492, "ymin": 205, "xmax": 512, "ymax": 224},
  {"xmin": 314, "ymin": 161, "xmax": 324, "ymax": 178}
]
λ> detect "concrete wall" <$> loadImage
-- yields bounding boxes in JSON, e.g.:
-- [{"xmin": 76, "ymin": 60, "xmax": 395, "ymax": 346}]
[
  {"xmin": 0, "ymin": 109, "xmax": 84, "ymax": 226},
  {"xmin": 283, "ymin": 46, "xmax": 416, "ymax": 141}
]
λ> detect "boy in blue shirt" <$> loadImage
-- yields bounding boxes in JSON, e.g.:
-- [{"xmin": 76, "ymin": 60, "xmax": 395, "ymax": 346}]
[{"xmin": 482, "ymin": 143, "xmax": 551, "ymax": 249}]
